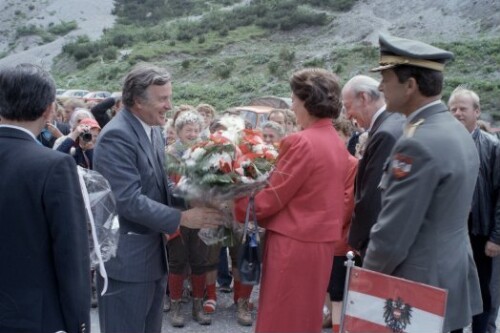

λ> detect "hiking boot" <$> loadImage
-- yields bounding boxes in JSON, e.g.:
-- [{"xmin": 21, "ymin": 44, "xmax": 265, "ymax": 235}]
[
  {"xmin": 236, "ymin": 298, "xmax": 253, "ymax": 326},
  {"xmin": 192, "ymin": 298, "xmax": 211, "ymax": 325},
  {"xmin": 322, "ymin": 308, "xmax": 332, "ymax": 328},
  {"xmin": 169, "ymin": 300, "xmax": 185, "ymax": 328}
]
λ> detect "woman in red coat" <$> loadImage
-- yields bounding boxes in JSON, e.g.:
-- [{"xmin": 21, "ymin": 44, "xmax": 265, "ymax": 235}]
[{"xmin": 234, "ymin": 68, "xmax": 349, "ymax": 333}]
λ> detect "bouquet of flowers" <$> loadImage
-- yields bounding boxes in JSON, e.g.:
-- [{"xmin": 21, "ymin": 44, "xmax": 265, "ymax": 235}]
[{"xmin": 166, "ymin": 116, "xmax": 278, "ymax": 244}]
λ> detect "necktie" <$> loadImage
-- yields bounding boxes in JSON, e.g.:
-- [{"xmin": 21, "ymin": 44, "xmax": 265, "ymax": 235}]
[{"xmin": 150, "ymin": 127, "xmax": 156, "ymax": 151}]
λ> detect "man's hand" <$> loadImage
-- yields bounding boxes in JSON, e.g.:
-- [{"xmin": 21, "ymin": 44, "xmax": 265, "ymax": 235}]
[
  {"xmin": 180, "ymin": 207, "xmax": 224, "ymax": 229},
  {"xmin": 485, "ymin": 240, "xmax": 500, "ymax": 257}
]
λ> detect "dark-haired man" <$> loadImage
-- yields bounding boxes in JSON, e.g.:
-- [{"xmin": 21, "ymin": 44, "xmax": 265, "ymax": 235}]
[
  {"xmin": 0, "ymin": 64, "xmax": 91, "ymax": 333},
  {"xmin": 363, "ymin": 34, "xmax": 482, "ymax": 332}
]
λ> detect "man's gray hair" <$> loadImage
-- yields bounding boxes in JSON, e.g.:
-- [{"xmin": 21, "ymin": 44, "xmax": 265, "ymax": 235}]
[
  {"xmin": 122, "ymin": 63, "xmax": 171, "ymax": 108},
  {"xmin": 344, "ymin": 75, "xmax": 383, "ymax": 102}
]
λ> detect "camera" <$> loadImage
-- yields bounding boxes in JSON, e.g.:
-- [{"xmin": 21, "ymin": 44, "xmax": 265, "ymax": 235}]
[{"xmin": 80, "ymin": 129, "xmax": 92, "ymax": 143}]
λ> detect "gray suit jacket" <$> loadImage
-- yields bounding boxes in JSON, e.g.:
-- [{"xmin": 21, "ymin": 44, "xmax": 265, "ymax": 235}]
[
  {"xmin": 94, "ymin": 108, "xmax": 181, "ymax": 282},
  {"xmin": 348, "ymin": 111, "xmax": 405, "ymax": 253},
  {"xmin": 363, "ymin": 102, "xmax": 483, "ymax": 332}
]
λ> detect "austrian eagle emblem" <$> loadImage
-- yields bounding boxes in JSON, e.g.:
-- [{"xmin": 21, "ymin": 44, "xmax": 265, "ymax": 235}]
[{"xmin": 384, "ymin": 297, "xmax": 412, "ymax": 333}]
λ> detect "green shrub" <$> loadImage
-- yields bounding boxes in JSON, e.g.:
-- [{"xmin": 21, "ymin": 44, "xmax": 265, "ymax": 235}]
[
  {"xmin": 16, "ymin": 24, "xmax": 38, "ymax": 37},
  {"xmin": 181, "ymin": 59, "xmax": 191, "ymax": 69},
  {"xmin": 77, "ymin": 57, "xmax": 95, "ymax": 69},
  {"xmin": 103, "ymin": 46, "xmax": 118, "ymax": 60},
  {"xmin": 303, "ymin": 58, "xmax": 325, "ymax": 68},
  {"xmin": 73, "ymin": 48, "xmax": 91, "ymax": 60},
  {"xmin": 214, "ymin": 62, "xmax": 234, "ymax": 79},
  {"xmin": 268, "ymin": 60, "xmax": 280, "ymax": 76},
  {"xmin": 111, "ymin": 33, "xmax": 133, "ymax": 47},
  {"xmin": 48, "ymin": 21, "xmax": 78, "ymax": 36},
  {"xmin": 279, "ymin": 47, "xmax": 295, "ymax": 64}
]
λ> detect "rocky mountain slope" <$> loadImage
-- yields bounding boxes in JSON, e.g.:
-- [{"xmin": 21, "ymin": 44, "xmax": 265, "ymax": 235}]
[
  {"xmin": 0, "ymin": 0, "xmax": 498, "ymax": 70},
  {"xmin": 0, "ymin": 0, "xmax": 114, "ymax": 69}
]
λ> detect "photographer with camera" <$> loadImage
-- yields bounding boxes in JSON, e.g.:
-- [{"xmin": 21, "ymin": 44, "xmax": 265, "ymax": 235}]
[{"xmin": 56, "ymin": 117, "xmax": 101, "ymax": 170}]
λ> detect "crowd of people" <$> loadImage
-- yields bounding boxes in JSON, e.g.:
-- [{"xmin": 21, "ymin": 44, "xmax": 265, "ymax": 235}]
[{"xmin": 1, "ymin": 32, "xmax": 499, "ymax": 333}]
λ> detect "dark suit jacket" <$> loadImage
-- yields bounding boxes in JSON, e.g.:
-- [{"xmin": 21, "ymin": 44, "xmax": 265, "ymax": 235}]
[
  {"xmin": 348, "ymin": 111, "xmax": 405, "ymax": 252},
  {"xmin": 93, "ymin": 109, "xmax": 181, "ymax": 283},
  {"xmin": 0, "ymin": 127, "xmax": 91, "ymax": 333}
]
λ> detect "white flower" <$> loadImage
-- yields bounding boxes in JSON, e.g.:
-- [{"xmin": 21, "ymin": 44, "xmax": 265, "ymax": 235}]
[
  {"xmin": 202, "ymin": 152, "xmax": 233, "ymax": 171},
  {"xmin": 182, "ymin": 149, "xmax": 191, "ymax": 160},
  {"xmin": 240, "ymin": 176, "xmax": 255, "ymax": 184},
  {"xmin": 190, "ymin": 147, "xmax": 206, "ymax": 161},
  {"xmin": 219, "ymin": 115, "xmax": 245, "ymax": 132},
  {"xmin": 219, "ymin": 115, "xmax": 245, "ymax": 143},
  {"xmin": 185, "ymin": 158, "xmax": 196, "ymax": 167},
  {"xmin": 252, "ymin": 144, "xmax": 264, "ymax": 154},
  {"xmin": 266, "ymin": 149, "xmax": 278, "ymax": 159}
]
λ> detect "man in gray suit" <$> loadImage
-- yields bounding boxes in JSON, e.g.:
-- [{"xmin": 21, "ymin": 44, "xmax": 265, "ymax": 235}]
[
  {"xmin": 342, "ymin": 75, "xmax": 405, "ymax": 259},
  {"xmin": 363, "ymin": 34, "xmax": 483, "ymax": 332},
  {"xmin": 93, "ymin": 63, "xmax": 222, "ymax": 333}
]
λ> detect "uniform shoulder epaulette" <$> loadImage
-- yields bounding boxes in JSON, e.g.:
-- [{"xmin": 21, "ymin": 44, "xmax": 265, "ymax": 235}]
[{"xmin": 405, "ymin": 118, "xmax": 425, "ymax": 138}]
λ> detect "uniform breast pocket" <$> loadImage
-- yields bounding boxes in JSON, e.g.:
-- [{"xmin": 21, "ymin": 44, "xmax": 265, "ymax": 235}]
[{"xmin": 378, "ymin": 159, "xmax": 391, "ymax": 191}]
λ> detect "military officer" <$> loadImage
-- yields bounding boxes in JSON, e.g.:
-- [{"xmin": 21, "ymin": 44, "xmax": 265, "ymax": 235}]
[{"xmin": 363, "ymin": 33, "xmax": 483, "ymax": 333}]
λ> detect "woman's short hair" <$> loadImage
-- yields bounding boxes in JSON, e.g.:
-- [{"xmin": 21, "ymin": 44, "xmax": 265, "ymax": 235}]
[
  {"xmin": 173, "ymin": 105, "xmax": 195, "ymax": 126},
  {"xmin": 174, "ymin": 110, "xmax": 203, "ymax": 133},
  {"xmin": 164, "ymin": 118, "xmax": 174, "ymax": 131},
  {"xmin": 62, "ymin": 98, "xmax": 86, "ymax": 111},
  {"xmin": 289, "ymin": 68, "xmax": 342, "ymax": 119},
  {"xmin": 333, "ymin": 115, "xmax": 354, "ymax": 138},
  {"xmin": 209, "ymin": 117, "xmax": 227, "ymax": 134},
  {"xmin": 284, "ymin": 109, "xmax": 296, "ymax": 126},
  {"xmin": 69, "ymin": 108, "xmax": 94, "ymax": 129},
  {"xmin": 263, "ymin": 121, "xmax": 285, "ymax": 138},
  {"xmin": 196, "ymin": 103, "xmax": 216, "ymax": 117}
]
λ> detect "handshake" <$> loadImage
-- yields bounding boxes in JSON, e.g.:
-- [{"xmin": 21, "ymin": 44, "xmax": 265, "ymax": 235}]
[{"xmin": 179, "ymin": 206, "xmax": 226, "ymax": 229}]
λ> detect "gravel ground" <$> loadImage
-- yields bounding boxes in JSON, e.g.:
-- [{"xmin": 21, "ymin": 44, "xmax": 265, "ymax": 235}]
[
  {"xmin": 90, "ymin": 284, "xmax": 334, "ymax": 333},
  {"xmin": 89, "ymin": 281, "xmax": 499, "ymax": 333}
]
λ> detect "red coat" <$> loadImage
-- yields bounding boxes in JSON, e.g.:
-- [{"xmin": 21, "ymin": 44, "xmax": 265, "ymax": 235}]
[
  {"xmin": 235, "ymin": 118, "xmax": 349, "ymax": 242},
  {"xmin": 235, "ymin": 118, "xmax": 349, "ymax": 333},
  {"xmin": 334, "ymin": 154, "xmax": 358, "ymax": 255}
]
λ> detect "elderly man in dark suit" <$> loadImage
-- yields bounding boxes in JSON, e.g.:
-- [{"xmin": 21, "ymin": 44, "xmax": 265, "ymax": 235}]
[
  {"xmin": 363, "ymin": 33, "xmax": 483, "ymax": 332},
  {"xmin": 93, "ymin": 63, "xmax": 222, "ymax": 333},
  {"xmin": 342, "ymin": 75, "xmax": 405, "ymax": 259},
  {"xmin": 0, "ymin": 64, "xmax": 91, "ymax": 333}
]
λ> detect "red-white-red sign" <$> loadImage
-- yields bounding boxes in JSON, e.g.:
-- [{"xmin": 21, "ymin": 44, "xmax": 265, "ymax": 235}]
[{"xmin": 343, "ymin": 267, "xmax": 447, "ymax": 333}]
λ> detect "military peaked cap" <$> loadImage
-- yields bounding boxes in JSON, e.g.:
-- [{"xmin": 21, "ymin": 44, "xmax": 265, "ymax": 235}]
[{"xmin": 371, "ymin": 33, "xmax": 454, "ymax": 72}]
